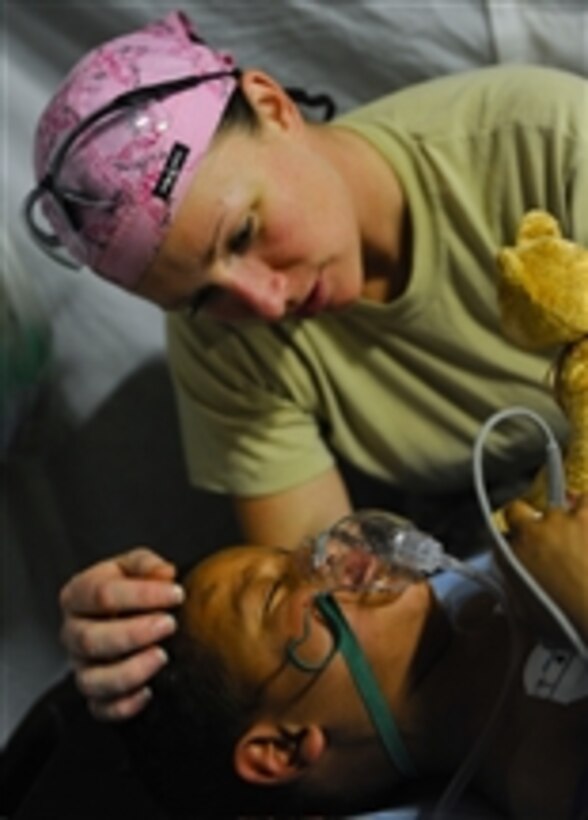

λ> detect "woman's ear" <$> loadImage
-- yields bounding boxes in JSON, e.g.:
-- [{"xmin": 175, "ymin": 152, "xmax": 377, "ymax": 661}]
[
  {"xmin": 234, "ymin": 721, "xmax": 325, "ymax": 785},
  {"xmin": 240, "ymin": 69, "xmax": 303, "ymax": 132}
]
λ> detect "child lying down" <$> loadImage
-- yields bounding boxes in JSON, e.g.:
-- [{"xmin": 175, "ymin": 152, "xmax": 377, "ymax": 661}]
[{"xmin": 120, "ymin": 498, "xmax": 588, "ymax": 819}]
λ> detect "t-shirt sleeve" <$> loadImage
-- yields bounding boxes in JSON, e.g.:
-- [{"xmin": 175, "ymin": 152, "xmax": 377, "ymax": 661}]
[{"xmin": 165, "ymin": 313, "xmax": 335, "ymax": 496}]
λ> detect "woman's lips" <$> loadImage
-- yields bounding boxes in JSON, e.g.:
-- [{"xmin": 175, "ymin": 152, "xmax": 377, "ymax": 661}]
[{"xmin": 296, "ymin": 276, "xmax": 328, "ymax": 317}]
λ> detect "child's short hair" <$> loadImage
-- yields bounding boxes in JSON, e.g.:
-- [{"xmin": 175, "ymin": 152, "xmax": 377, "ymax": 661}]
[{"xmin": 118, "ymin": 595, "xmax": 296, "ymax": 815}]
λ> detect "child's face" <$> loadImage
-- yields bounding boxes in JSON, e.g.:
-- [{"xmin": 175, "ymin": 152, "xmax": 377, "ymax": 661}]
[
  {"xmin": 181, "ymin": 544, "xmax": 427, "ymax": 712},
  {"xmin": 182, "ymin": 545, "xmax": 333, "ymax": 693},
  {"xmin": 135, "ymin": 81, "xmax": 365, "ymax": 322}
]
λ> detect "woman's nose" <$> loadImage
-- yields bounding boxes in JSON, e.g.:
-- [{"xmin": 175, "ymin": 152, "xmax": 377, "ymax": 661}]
[{"xmin": 217, "ymin": 258, "xmax": 291, "ymax": 320}]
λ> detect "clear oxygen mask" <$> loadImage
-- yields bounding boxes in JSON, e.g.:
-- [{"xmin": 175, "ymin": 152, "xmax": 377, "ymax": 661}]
[{"xmin": 296, "ymin": 509, "xmax": 449, "ymax": 596}]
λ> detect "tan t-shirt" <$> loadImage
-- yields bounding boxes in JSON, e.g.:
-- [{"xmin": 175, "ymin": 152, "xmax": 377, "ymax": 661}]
[{"xmin": 166, "ymin": 65, "xmax": 587, "ymax": 496}]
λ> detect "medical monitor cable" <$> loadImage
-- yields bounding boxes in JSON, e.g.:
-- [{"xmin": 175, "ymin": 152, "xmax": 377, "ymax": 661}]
[
  {"xmin": 432, "ymin": 405, "xmax": 587, "ymax": 819},
  {"xmin": 472, "ymin": 405, "xmax": 587, "ymax": 661}
]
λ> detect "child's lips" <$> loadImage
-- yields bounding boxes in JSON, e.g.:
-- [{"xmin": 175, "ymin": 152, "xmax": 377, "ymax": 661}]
[
  {"xmin": 294, "ymin": 539, "xmax": 408, "ymax": 596},
  {"xmin": 340, "ymin": 550, "xmax": 381, "ymax": 589},
  {"xmin": 311, "ymin": 546, "xmax": 381, "ymax": 591}
]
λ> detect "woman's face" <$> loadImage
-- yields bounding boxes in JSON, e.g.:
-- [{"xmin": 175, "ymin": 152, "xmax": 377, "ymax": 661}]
[{"xmin": 136, "ymin": 72, "xmax": 365, "ymax": 322}]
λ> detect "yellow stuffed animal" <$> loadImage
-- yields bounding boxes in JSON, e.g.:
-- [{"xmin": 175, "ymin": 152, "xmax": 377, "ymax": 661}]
[{"xmin": 497, "ymin": 210, "xmax": 588, "ymax": 507}]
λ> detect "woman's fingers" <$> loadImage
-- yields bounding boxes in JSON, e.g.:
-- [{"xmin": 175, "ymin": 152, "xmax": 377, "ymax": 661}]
[
  {"xmin": 88, "ymin": 687, "xmax": 154, "ymax": 722},
  {"xmin": 116, "ymin": 547, "xmax": 178, "ymax": 580},
  {"xmin": 61, "ymin": 610, "xmax": 178, "ymax": 661},
  {"xmin": 74, "ymin": 644, "xmax": 170, "ymax": 702},
  {"xmin": 60, "ymin": 574, "xmax": 184, "ymax": 617},
  {"xmin": 58, "ymin": 548, "xmax": 185, "ymax": 719},
  {"xmin": 59, "ymin": 548, "xmax": 183, "ymax": 617}
]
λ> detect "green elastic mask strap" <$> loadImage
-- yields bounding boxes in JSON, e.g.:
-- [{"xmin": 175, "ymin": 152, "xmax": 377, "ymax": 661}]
[{"xmin": 287, "ymin": 592, "xmax": 416, "ymax": 779}]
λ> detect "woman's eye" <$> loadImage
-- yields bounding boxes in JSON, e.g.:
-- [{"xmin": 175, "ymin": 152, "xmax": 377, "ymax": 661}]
[{"xmin": 228, "ymin": 215, "xmax": 254, "ymax": 255}]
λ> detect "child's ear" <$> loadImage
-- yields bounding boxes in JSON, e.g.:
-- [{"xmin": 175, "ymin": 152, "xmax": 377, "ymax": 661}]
[
  {"xmin": 234, "ymin": 721, "xmax": 325, "ymax": 785},
  {"xmin": 240, "ymin": 69, "xmax": 302, "ymax": 132}
]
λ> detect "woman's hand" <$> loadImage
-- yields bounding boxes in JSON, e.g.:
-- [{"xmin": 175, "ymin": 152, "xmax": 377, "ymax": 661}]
[
  {"xmin": 503, "ymin": 495, "xmax": 588, "ymax": 642},
  {"xmin": 59, "ymin": 548, "xmax": 185, "ymax": 720}
]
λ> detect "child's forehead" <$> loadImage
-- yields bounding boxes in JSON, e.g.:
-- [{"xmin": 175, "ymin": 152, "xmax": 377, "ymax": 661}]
[
  {"xmin": 194, "ymin": 543, "xmax": 269, "ymax": 574},
  {"xmin": 179, "ymin": 552, "xmax": 245, "ymax": 647},
  {"xmin": 181, "ymin": 544, "xmax": 274, "ymax": 601},
  {"xmin": 179, "ymin": 545, "xmax": 298, "ymax": 674}
]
